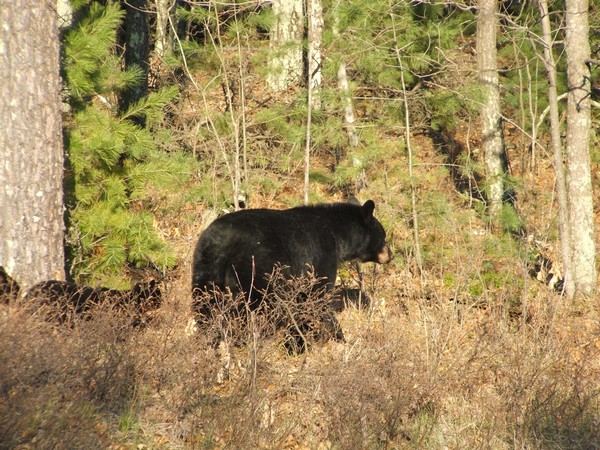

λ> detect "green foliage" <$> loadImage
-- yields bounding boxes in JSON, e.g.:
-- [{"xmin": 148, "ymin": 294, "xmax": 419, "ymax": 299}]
[
  {"xmin": 495, "ymin": 1, "xmax": 571, "ymax": 133},
  {"xmin": 441, "ymin": 233, "xmax": 525, "ymax": 301},
  {"xmin": 63, "ymin": 3, "xmax": 137, "ymax": 108},
  {"xmin": 324, "ymin": 0, "xmax": 468, "ymax": 90},
  {"xmin": 246, "ymin": 5, "xmax": 274, "ymax": 32},
  {"xmin": 185, "ymin": 175, "xmax": 234, "ymax": 210},
  {"xmin": 497, "ymin": 203, "xmax": 525, "ymax": 235},
  {"xmin": 428, "ymin": 84, "xmax": 480, "ymax": 132},
  {"xmin": 333, "ymin": 141, "xmax": 394, "ymax": 187},
  {"xmin": 253, "ymin": 105, "xmax": 306, "ymax": 149},
  {"xmin": 63, "ymin": 1, "xmax": 191, "ymax": 285},
  {"xmin": 170, "ymin": 0, "xmax": 479, "ymax": 215}
]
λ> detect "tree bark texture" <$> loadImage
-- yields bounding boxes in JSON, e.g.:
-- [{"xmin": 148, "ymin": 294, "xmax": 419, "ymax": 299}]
[
  {"xmin": 565, "ymin": 0, "xmax": 596, "ymax": 295},
  {"xmin": 0, "ymin": 0, "xmax": 65, "ymax": 291},
  {"xmin": 476, "ymin": 0, "xmax": 507, "ymax": 220},
  {"xmin": 122, "ymin": 0, "xmax": 150, "ymax": 114},
  {"xmin": 338, "ymin": 62, "xmax": 359, "ymax": 147},
  {"xmin": 267, "ymin": 0, "xmax": 304, "ymax": 92},
  {"xmin": 154, "ymin": 0, "xmax": 174, "ymax": 58},
  {"xmin": 57, "ymin": 0, "xmax": 73, "ymax": 30},
  {"xmin": 307, "ymin": 0, "xmax": 323, "ymax": 110},
  {"xmin": 332, "ymin": 0, "xmax": 358, "ymax": 147},
  {"xmin": 537, "ymin": 0, "xmax": 573, "ymax": 295}
]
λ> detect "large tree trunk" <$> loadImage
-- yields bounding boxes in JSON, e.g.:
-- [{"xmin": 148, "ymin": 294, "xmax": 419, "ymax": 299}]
[
  {"xmin": 565, "ymin": 0, "xmax": 596, "ymax": 295},
  {"xmin": 537, "ymin": 0, "xmax": 572, "ymax": 295},
  {"xmin": 267, "ymin": 0, "xmax": 304, "ymax": 92},
  {"xmin": 0, "ymin": 0, "xmax": 65, "ymax": 291},
  {"xmin": 476, "ymin": 0, "xmax": 507, "ymax": 221}
]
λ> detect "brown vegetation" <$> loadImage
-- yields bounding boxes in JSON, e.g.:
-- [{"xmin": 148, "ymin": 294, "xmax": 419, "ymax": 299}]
[
  {"xmin": 23, "ymin": 279, "xmax": 163, "ymax": 327},
  {"xmin": 2, "ymin": 256, "xmax": 600, "ymax": 448},
  {"xmin": 2, "ymin": 3, "xmax": 599, "ymax": 446}
]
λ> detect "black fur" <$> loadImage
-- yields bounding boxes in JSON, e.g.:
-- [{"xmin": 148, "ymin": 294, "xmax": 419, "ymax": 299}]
[{"xmin": 191, "ymin": 200, "xmax": 392, "ymax": 349}]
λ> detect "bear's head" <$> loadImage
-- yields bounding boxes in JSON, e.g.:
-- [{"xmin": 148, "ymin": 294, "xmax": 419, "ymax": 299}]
[{"xmin": 359, "ymin": 200, "xmax": 393, "ymax": 265}]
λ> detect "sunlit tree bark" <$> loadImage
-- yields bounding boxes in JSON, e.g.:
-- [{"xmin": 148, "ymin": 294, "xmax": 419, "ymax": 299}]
[
  {"xmin": 565, "ymin": 0, "xmax": 596, "ymax": 295},
  {"xmin": 57, "ymin": 0, "xmax": 73, "ymax": 29},
  {"xmin": 267, "ymin": 0, "xmax": 304, "ymax": 91},
  {"xmin": 476, "ymin": 0, "xmax": 507, "ymax": 221},
  {"xmin": 154, "ymin": 0, "xmax": 174, "ymax": 58},
  {"xmin": 332, "ymin": 1, "xmax": 358, "ymax": 147},
  {"xmin": 307, "ymin": 0, "xmax": 323, "ymax": 109},
  {"xmin": 0, "ymin": 0, "xmax": 65, "ymax": 291},
  {"xmin": 537, "ymin": 0, "xmax": 573, "ymax": 295}
]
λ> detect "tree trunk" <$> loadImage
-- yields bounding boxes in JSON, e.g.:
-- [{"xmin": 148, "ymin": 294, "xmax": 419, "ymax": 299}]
[
  {"xmin": 332, "ymin": 1, "xmax": 358, "ymax": 148},
  {"xmin": 537, "ymin": 0, "xmax": 572, "ymax": 295},
  {"xmin": 0, "ymin": 0, "xmax": 65, "ymax": 291},
  {"xmin": 122, "ymin": 0, "xmax": 149, "ymax": 116},
  {"xmin": 476, "ymin": 0, "xmax": 507, "ymax": 220},
  {"xmin": 267, "ymin": 0, "xmax": 304, "ymax": 92},
  {"xmin": 565, "ymin": 0, "xmax": 596, "ymax": 295},
  {"xmin": 307, "ymin": 0, "xmax": 323, "ymax": 110},
  {"xmin": 154, "ymin": 0, "xmax": 174, "ymax": 58},
  {"xmin": 303, "ymin": 0, "xmax": 323, "ymax": 204},
  {"xmin": 57, "ymin": 0, "xmax": 73, "ymax": 30},
  {"xmin": 338, "ymin": 62, "xmax": 359, "ymax": 148}
]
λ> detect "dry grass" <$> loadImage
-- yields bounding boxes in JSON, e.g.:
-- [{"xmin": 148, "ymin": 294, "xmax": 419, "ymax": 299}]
[{"xmin": 2, "ymin": 260, "xmax": 600, "ymax": 449}]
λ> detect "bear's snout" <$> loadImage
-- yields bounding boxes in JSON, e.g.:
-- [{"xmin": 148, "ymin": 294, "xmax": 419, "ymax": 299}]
[{"xmin": 377, "ymin": 244, "xmax": 393, "ymax": 264}]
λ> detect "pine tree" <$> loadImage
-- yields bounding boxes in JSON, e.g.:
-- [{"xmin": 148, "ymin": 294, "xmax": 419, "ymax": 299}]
[{"xmin": 62, "ymin": 1, "xmax": 191, "ymax": 285}]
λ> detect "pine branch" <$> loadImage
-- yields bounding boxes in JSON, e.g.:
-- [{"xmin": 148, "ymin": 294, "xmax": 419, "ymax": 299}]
[{"xmin": 119, "ymin": 86, "xmax": 179, "ymax": 124}]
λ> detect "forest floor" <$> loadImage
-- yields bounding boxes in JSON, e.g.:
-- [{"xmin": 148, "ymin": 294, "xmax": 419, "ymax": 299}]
[
  {"xmin": 3, "ymin": 51, "xmax": 600, "ymax": 449},
  {"xmin": 4, "ymin": 130, "xmax": 600, "ymax": 448}
]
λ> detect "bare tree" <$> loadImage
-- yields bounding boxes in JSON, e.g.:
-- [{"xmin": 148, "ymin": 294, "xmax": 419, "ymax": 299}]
[
  {"xmin": 267, "ymin": 0, "xmax": 304, "ymax": 91},
  {"xmin": 477, "ymin": 0, "xmax": 507, "ymax": 221},
  {"xmin": 390, "ymin": 8, "xmax": 422, "ymax": 275},
  {"xmin": 303, "ymin": 0, "xmax": 323, "ymax": 204},
  {"xmin": 0, "ymin": 0, "xmax": 65, "ymax": 291},
  {"xmin": 155, "ymin": 0, "xmax": 175, "ymax": 58},
  {"xmin": 307, "ymin": 0, "xmax": 323, "ymax": 110},
  {"xmin": 332, "ymin": 0, "xmax": 358, "ymax": 148},
  {"xmin": 537, "ymin": 0, "xmax": 573, "ymax": 295},
  {"xmin": 564, "ymin": 0, "xmax": 596, "ymax": 295}
]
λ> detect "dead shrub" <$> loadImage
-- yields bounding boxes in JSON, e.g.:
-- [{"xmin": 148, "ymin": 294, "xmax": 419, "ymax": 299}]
[
  {"xmin": 131, "ymin": 283, "xmax": 302, "ymax": 448},
  {"xmin": 263, "ymin": 266, "xmax": 345, "ymax": 353},
  {"xmin": 2, "ymin": 264, "xmax": 600, "ymax": 449},
  {"xmin": 489, "ymin": 310, "xmax": 600, "ymax": 448},
  {"xmin": 0, "ymin": 304, "xmax": 139, "ymax": 449},
  {"xmin": 24, "ymin": 280, "xmax": 163, "ymax": 328},
  {"xmin": 193, "ymin": 265, "xmax": 344, "ymax": 354}
]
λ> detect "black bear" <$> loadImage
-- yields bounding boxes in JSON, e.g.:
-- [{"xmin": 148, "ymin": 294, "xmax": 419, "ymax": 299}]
[
  {"xmin": 191, "ymin": 199, "xmax": 393, "ymax": 350},
  {"xmin": 25, "ymin": 279, "xmax": 162, "ymax": 326}
]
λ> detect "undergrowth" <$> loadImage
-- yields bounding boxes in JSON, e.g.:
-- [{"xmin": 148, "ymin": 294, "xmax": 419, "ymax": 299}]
[{"xmin": 2, "ymin": 265, "xmax": 599, "ymax": 449}]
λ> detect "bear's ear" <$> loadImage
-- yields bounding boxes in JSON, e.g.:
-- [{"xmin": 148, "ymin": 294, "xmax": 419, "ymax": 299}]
[{"xmin": 362, "ymin": 200, "xmax": 375, "ymax": 220}]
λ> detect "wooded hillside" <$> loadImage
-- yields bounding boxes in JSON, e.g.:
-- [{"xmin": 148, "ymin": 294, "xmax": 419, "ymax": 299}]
[{"xmin": 1, "ymin": 0, "xmax": 600, "ymax": 447}]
